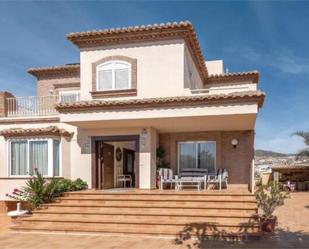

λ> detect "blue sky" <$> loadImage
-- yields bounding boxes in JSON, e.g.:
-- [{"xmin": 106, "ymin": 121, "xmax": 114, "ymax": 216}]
[{"xmin": 0, "ymin": 1, "xmax": 308, "ymax": 154}]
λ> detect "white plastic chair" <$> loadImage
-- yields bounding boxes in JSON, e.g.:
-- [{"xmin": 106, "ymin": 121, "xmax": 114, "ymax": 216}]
[{"xmin": 159, "ymin": 168, "xmax": 176, "ymax": 190}]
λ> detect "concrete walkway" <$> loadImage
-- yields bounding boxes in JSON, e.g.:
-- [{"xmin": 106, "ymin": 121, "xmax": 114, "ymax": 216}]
[{"xmin": 0, "ymin": 192, "xmax": 308, "ymax": 249}]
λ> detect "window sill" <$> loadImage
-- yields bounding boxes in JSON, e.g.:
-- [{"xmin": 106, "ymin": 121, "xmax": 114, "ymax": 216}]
[{"xmin": 90, "ymin": 89, "xmax": 137, "ymax": 98}]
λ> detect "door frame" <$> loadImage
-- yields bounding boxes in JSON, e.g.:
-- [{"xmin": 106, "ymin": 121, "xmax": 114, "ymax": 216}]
[
  {"xmin": 123, "ymin": 148, "xmax": 135, "ymax": 186},
  {"xmin": 91, "ymin": 135, "xmax": 140, "ymax": 189}
]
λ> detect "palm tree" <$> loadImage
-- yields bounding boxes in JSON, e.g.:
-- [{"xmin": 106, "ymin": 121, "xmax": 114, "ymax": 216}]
[{"xmin": 293, "ymin": 131, "xmax": 309, "ymax": 157}]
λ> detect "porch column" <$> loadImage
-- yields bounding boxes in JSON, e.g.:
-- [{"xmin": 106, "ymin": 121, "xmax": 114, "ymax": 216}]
[{"xmin": 139, "ymin": 127, "xmax": 158, "ymax": 189}]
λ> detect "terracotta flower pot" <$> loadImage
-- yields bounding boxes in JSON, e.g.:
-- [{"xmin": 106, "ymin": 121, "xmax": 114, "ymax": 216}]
[{"xmin": 259, "ymin": 215, "xmax": 277, "ymax": 233}]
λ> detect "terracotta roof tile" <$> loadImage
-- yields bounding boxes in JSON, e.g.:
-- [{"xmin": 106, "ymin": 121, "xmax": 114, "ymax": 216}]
[
  {"xmin": 28, "ymin": 64, "xmax": 80, "ymax": 78},
  {"xmin": 207, "ymin": 71, "xmax": 259, "ymax": 84},
  {"xmin": 55, "ymin": 90, "xmax": 265, "ymax": 112},
  {"xmin": 66, "ymin": 21, "xmax": 208, "ymax": 81},
  {"xmin": 0, "ymin": 126, "xmax": 73, "ymax": 138},
  {"xmin": 272, "ymin": 164, "xmax": 309, "ymax": 170}
]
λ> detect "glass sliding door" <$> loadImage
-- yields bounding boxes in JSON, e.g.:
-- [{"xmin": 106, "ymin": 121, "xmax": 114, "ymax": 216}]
[
  {"xmin": 178, "ymin": 141, "xmax": 216, "ymax": 173},
  {"xmin": 179, "ymin": 143, "xmax": 196, "ymax": 169},
  {"xmin": 197, "ymin": 142, "xmax": 216, "ymax": 173}
]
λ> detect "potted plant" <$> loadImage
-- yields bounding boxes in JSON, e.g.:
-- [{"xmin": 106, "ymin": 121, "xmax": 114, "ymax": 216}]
[
  {"xmin": 156, "ymin": 146, "xmax": 170, "ymax": 188},
  {"xmin": 255, "ymin": 181, "xmax": 289, "ymax": 233}
]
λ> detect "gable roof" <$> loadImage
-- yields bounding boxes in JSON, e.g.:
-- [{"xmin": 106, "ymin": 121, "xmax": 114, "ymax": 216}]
[{"xmin": 66, "ymin": 21, "xmax": 208, "ymax": 82}]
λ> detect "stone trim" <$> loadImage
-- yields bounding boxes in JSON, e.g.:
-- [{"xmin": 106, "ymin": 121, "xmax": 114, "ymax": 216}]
[
  {"xmin": 56, "ymin": 90, "xmax": 265, "ymax": 112},
  {"xmin": 0, "ymin": 126, "xmax": 73, "ymax": 139},
  {"xmin": 67, "ymin": 21, "xmax": 208, "ymax": 82},
  {"xmin": 91, "ymin": 89, "xmax": 137, "ymax": 99},
  {"xmin": 53, "ymin": 82, "xmax": 80, "ymax": 89},
  {"xmin": 91, "ymin": 55, "xmax": 137, "ymax": 98}
]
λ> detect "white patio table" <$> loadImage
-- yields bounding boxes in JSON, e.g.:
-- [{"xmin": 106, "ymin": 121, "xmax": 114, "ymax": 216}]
[{"xmin": 175, "ymin": 179, "xmax": 202, "ymax": 191}]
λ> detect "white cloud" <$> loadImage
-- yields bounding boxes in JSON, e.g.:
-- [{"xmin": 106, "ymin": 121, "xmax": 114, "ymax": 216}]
[{"xmin": 224, "ymin": 46, "xmax": 309, "ymax": 75}]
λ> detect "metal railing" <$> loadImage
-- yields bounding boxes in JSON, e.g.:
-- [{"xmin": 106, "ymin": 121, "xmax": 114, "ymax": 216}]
[{"xmin": 6, "ymin": 93, "xmax": 80, "ymax": 117}]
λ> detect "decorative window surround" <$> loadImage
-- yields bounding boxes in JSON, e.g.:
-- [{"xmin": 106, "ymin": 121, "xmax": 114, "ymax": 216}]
[{"xmin": 91, "ymin": 55, "xmax": 137, "ymax": 98}]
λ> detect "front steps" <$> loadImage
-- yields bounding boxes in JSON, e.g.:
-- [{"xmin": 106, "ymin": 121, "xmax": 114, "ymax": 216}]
[{"xmin": 11, "ymin": 189, "xmax": 260, "ymax": 238}]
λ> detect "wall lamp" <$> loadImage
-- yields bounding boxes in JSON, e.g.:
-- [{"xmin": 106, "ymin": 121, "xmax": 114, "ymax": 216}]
[{"xmin": 231, "ymin": 139, "xmax": 239, "ymax": 148}]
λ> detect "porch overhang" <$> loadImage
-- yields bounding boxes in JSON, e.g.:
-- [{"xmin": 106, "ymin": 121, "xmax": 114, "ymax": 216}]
[
  {"xmin": 56, "ymin": 91, "xmax": 264, "ymax": 132},
  {"xmin": 58, "ymin": 103, "xmax": 258, "ymax": 132}
]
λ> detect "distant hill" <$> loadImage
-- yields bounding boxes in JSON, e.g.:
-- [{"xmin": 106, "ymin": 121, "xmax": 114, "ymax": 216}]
[{"xmin": 255, "ymin": 149, "xmax": 291, "ymax": 157}]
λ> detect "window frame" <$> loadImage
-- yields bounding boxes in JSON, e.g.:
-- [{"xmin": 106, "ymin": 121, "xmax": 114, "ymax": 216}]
[
  {"xmin": 7, "ymin": 137, "xmax": 61, "ymax": 177},
  {"xmin": 59, "ymin": 90, "xmax": 80, "ymax": 103},
  {"xmin": 177, "ymin": 141, "xmax": 216, "ymax": 174},
  {"xmin": 96, "ymin": 60, "xmax": 132, "ymax": 91}
]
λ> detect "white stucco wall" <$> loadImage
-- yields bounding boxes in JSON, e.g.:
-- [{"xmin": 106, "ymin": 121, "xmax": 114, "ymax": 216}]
[
  {"xmin": 184, "ymin": 44, "xmax": 203, "ymax": 89},
  {"xmin": 206, "ymin": 60, "xmax": 224, "ymax": 75},
  {"xmin": 80, "ymin": 40, "xmax": 190, "ymax": 100}
]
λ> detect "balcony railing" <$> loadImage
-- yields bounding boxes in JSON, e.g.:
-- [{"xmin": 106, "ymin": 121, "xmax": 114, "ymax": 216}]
[{"xmin": 6, "ymin": 93, "xmax": 80, "ymax": 117}]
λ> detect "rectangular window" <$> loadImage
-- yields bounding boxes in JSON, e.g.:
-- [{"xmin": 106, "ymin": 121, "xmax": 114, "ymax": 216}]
[
  {"xmin": 178, "ymin": 141, "xmax": 216, "ymax": 173},
  {"xmin": 9, "ymin": 138, "xmax": 60, "ymax": 177},
  {"xmin": 29, "ymin": 141, "xmax": 48, "ymax": 175},
  {"xmin": 59, "ymin": 91, "xmax": 80, "ymax": 103},
  {"xmin": 10, "ymin": 141, "xmax": 28, "ymax": 176},
  {"xmin": 53, "ymin": 140, "xmax": 60, "ymax": 177}
]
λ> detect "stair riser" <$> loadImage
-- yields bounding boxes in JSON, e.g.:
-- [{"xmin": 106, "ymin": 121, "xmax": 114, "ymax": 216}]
[
  {"xmin": 23, "ymin": 215, "xmax": 258, "ymax": 224},
  {"xmin": 62, "ymin": 195, "xmax": 256, "ymax": 202},
  {"xmin": 15, "ymin": 222, "xmax": 259, "ymax": 234},
  {"xmin": 36, "ymin": 206, "xmax": 257, "ymax": 216},
  {"xmin": 56, "ymin": 200, "xmax": 257, "ymax": 208}
]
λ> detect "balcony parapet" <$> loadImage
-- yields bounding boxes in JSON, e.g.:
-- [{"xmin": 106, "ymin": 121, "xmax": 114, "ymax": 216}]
[{"xmin": 4, "ymin": 93, "xmax": 80, "ymax": 118}]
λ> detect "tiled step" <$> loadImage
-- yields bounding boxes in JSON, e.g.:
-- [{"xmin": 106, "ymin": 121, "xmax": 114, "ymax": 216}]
[
  {"xmin": 32, "ymin": 208, "xmax": 256, "ymax": 218},
  {"xmin": 54, "ymin": 200, "xmax": 257, "ymax": 209},
  {"xmin": 36, "ymin": 205, "xmax": 257, "ymax": 216},
  {"xmin": 22, "ymin": 214, "xmax": 258, "ymax": 225},
  {"xmin": 13, "ymin": 190, "xmax": 259, "ymax": 237},
  {"xmin": 11, "ymin": 221, "xmax": 260, "ymax": 236},
  {"xmin": 62, "ymin": 193, "xmax": 256, "ymax": 202}
]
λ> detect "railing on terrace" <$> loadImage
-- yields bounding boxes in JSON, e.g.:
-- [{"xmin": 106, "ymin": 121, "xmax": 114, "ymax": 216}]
[{"xmin": 6, "ymin": 93, "xmax": 80, "ymax": 117}]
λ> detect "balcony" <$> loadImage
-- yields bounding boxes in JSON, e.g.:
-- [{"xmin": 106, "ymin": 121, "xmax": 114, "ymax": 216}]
[{"xmin": 6, "ymin": 93, "xmax": 80, "ymax": 117}]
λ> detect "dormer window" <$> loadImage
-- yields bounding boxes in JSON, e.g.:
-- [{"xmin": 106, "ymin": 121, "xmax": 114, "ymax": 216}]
[{"xmin": 96, "ymin": 61, "xmax": 131, "ymax": 91}]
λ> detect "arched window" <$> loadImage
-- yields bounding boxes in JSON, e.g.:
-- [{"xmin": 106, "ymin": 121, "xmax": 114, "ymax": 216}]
[{"xmin": 96, "ymin": 61, "xmax": 131, "ymax": 91}]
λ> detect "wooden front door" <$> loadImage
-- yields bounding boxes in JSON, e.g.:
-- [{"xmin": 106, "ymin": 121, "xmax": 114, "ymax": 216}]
[
  {"xmin": 102, "ymin": 143, "xmax": 114, "ymax": 189},
  {"xmin": 96, "ymin": 141, "xmax": 114, "ymax": 189}
]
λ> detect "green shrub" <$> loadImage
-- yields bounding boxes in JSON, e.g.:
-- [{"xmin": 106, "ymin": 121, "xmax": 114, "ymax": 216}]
[
  {"xmin": 255, "ymin": 181, "xmax": 289, "ymax": 219},
  {"xmin": 6, "ymin": 169, "xmax": 88, "ymax": 210}
]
